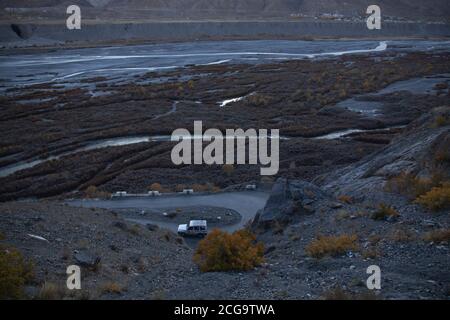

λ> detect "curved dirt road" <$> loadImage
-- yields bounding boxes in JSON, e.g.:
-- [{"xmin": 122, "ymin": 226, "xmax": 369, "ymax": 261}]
[{"xmin": 68, "ymin": 191, "xmax": 270, "ymax": 233}]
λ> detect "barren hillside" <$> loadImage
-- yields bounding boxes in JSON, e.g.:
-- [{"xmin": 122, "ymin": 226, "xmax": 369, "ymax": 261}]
[{"xmin": 1, "ymin": 0, "xmax": 449, "ymax": 22}]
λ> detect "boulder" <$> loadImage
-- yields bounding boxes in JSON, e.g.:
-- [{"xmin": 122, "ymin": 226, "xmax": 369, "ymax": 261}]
[
  {"xmin": 146, "ymin": 223, "xmax": 159, "ymax": 231},
  {"xmin": 10, "ymin": 24, "xmax": 35, "ymax": 40},
  {"xmin": 252, "ymin": 178, "xmax": 330, "ymax": 229},
  {"xmin": 74, "ymin": 250, "xmax": 101, "ymax": 268}
]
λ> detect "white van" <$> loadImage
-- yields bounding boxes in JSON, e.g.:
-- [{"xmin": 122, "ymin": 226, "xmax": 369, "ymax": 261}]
[{"xmin": 178, "ymin": 220, "xmax": 208, "ymax": 237}]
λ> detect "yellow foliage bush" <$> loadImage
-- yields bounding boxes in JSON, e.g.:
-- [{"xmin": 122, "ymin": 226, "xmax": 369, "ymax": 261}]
[
  {"xmin": 415, "ymin": 184, "xmax": 450, "ymax": 212},
  {"xmin": 305, "ymin": 234, "xmax": 359, "ymax": 259},
  {"xmin": 0, "ymin": 244, "xmax": 34, "ymax": 299},
  {"xmin": 385, "ymin": 172, "xmax": 441, "ymax": 199},
  {"xmin": 193, "ymin": 229, "xmax": 264, "ymax": 272}
]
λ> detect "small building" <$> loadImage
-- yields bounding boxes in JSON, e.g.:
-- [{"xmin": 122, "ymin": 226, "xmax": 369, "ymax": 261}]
[
  {"xmin": 112, "ymin": 191, "xmax": 127, "ymax": 198},
  {"xmin": 182, "ymin": 189, "xmax": 194, "ymax": 195}
]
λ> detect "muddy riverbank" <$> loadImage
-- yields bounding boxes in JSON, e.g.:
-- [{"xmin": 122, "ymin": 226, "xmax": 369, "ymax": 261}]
[
  {"xmin": 0, "ymin": 41, "xmax": 449, "ymax": 201},
  {"xmin": 1, "ymin": 21, "xmax": 450, "ymax": 50}
]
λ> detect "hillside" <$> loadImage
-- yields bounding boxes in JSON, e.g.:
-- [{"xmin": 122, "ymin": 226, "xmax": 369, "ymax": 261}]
[{"xmin": 1, "ymin": 0, "xmax": 449, "ymax": 22}]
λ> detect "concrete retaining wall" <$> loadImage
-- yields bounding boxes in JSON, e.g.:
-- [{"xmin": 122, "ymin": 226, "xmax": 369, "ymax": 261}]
[{"xmin": 1, "ymin": 21, "xmax": 449, "ymax": 44}]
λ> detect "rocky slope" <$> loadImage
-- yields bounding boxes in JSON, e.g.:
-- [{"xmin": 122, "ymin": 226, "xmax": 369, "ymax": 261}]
[
  {"xmin": 1, "ymin": 108, "xmax": 448, "ymax": 300},
  {"xmin": 2, "ymin": 0, "xmax": 450, "ymax": 21}
]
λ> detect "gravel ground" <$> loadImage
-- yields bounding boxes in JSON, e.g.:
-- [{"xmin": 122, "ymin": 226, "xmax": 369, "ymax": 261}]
[{"xmin": 1, "ymin": 195, "xmax": 448, "ymax": 299}]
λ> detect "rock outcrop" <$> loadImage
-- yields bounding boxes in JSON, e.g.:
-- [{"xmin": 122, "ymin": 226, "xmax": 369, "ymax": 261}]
[
  {"xmin": 252, "ymin": 178, "xmax": 334, "ymax": 228},
  {"xmin": 253, "ymin": 107, "xmax": 449, "ymax": 230},
  {"xmin": 318, "ymin": 107, "xmax": 450, "ymax": 204}
]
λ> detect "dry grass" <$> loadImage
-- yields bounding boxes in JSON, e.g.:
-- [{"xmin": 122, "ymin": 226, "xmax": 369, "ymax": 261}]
[
  {"xmin": 321, "ymin": 288, "xmax": 380, "ymax": 300},
  {"xmin": 423, "ymin": 229, "xmax": 450, "ymax": 243},
  {"xmin": 305, "ymin": 234, "xmax": 359, "ymax": 259},
  {"xmin": 415, "ymin": 183, "xmax": 450, "ymax": 212},
  {"xmin": 0, "ymin": 244, "xmax": 34, "ymax": 299},
  {"xmin": 84, "ymin": 185, "xmax": 111, "ymax": 199},
  {"xmin": 222, "ymin": 164, "xmax": 235, "ymax": 175},
  {"xmin": 127, "ymin": 224, "xmax": 141, "ymax": 236},
  {"xmin": 337, "ymin": 195, "xmax": 353, "ymax": 204},
  {"xmin": 388, "ymin": 228, "xmax": 416, "ymax": 242},
  {"xmin": 100, "ymin": 282, "xmax": 123, "ymax": 295},
  {"xmin": 149, "ymin": 182, "xmax": 171, "ymax": 193},
  {"xmin": 433, "ymin": 114, "xmax": 450, "ymax": 127},
  {"xmin": 335, "ymin": 210, "xmax": 350, "ymax": 221},
  {"xmin": 244, "ymin": 94, "xmax": 272, "ymax": 107},
  {"xmin": 385, "ymin": 172, "xmax": 441, "ymax": 199},
  {"xmin": 362, "ymin": 247, "xmax": 380, "ymax": 259},
  {"xmin": 150, "ymin": 289, "xmax": 166, "ymax": 300},
  {"xmin": 371, "ymin": 204, "xmax": 400, "ymax": 221},
  {"xmin": 37, "ymin": 282, "xmax": 65, "ymax": 300}
]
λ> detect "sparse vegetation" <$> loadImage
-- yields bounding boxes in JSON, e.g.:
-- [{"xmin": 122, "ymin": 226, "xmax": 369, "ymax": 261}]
[
  {"xmin": 433, "ymin": 114, "xmax": 449, "ymax": 127},
  {"xmin": 305, "ymin": 234, "xmax": 359, "ymax": 259},
  {"xmin": 84, "ymin": 186, "xmax": 111, "ymax": 199},
  {"xmin": 100, "ymin": 282, "xmax": 123, "ymax": 294},
  {"xmin": 149, "ymin": 183, "xmax": 170, "ymax": 193},
  {"xmin": 127, "ymin": 224, "xmax": 141, "ymax": 236},
  {"xmin": 415, "ymin": 183, "xmax": 450, "ymax": 212},
  {"xmin": 193, "ymin": 229, "xmax": 264, "ymax": 272},
  {"xmin": 388, "ymin": 228, "xmax": 416, "ymax": 242},
  {"xmin": 371, "ymin": 204, "xmax": 399, "ymax": 221},
  {"xmin": 244, "ymin": 93, "xmax": 272, "ymax": 107},
  {"xmin": 385, "ymin": 172, "xmax": 441, "ymax": 199},
  {"xmin": 222, "ymin": 164, "xmax": 235, "ymax": 175},
  {"xmin": 37, "ymin": 282, "xmax": 65, "ymax": 300},
  {"xmin": 321, "ymin": 287, "xmax": 380, "ymax": 300},
  {"xmin": 423, "ymin": 229, "xmax": 450, "ymax": 243},
  {"xmin": 337, "ymin": 195, "xmax": 353, "ymax": 204},
  {"xmin": 0, "ymin": 244, "xmax": 34, "ymax": 299},
  {"xmin": 362, "ymin": 247, "xmax": 380, "ymax": 259}
]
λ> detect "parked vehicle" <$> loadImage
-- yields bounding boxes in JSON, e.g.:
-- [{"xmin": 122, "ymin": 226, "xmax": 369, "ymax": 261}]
[{"xmin": 178, "ymin": 220, "xmax": 207, "ymax": 237}]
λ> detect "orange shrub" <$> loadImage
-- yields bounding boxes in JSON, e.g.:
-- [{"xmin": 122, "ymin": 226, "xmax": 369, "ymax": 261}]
[
  {"xmin": 222, "ymin": 164, "xmax": 235, "ymax": 175},
  {"xmin": 193, "ymin": 229, "xmax": 264, "ymax": 272},
  {"xmin": 415, "ymin": 184, "xmax": 450, "ymax": 212},
  {"xmin": 84, "ymin": 186, "xmax": 111, "ymax": 199},
  {"xmin": 337, "ymin": 195, "xmax": 353, "ymax": 204},
  {"xmin": 305, "ymin": 234, "xmax": 359, "ymax": 259},
  {"xmin": 149, "ymin": 183, "xmax": 164, "ymax": 192},
  {"xmin": 174, "ymin": 184, "xmax": 186, "ymax": 192},
  {"xmin": 423, "ymin": 229, "xmax": 450, "ymax": 243}
]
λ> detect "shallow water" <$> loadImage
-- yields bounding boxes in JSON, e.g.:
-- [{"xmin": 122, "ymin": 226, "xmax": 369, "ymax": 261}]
[
  {"xmin": 335, "ymin": 74, "xmax": 450, "ymax": 117},
  {"xmin": 1, "ymin": 40, "xmax": 449, "ymax": 88}
]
